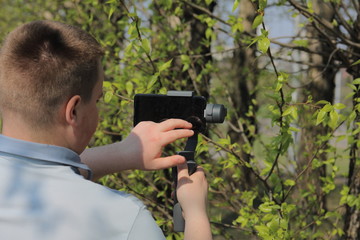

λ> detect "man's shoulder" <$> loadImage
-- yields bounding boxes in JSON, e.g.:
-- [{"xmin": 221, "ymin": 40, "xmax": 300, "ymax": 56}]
[
  {"xmin": 64, "ymin": 176, "xmax": 166, "ymax": 239},
  {"xmin": 78, "ymin": 177, "xmax": 146, "ymax": 209},
  {"xmin": 0, "ymin": 161, "xmax": 160, "ymax": 239}
]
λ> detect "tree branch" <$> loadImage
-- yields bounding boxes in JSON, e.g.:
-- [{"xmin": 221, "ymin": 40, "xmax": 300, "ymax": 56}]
[
  {"xmin": 178, "ymin": 0, "xmax": 229, "ymax": 26},
  {"xmin": 288, "ymin": 0, "xmax": 360, "ymax": 49}
]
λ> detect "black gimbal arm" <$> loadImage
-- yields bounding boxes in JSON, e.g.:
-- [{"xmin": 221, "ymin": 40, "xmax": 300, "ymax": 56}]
[
  {"xmin": 172, "ymin": 133, "xmax": 198, "ymax": 232},
  {"xmin": 166, "ymin": 91, "xmax": 199, "ymax": 232}
]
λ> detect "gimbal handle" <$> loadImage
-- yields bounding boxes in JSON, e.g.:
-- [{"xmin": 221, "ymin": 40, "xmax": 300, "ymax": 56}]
[{"xmin": 172, "ymin": 134, "xmax": 198, "ymax": 232}]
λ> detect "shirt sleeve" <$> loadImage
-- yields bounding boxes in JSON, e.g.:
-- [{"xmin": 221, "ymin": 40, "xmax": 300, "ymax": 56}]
[{"xmin": 127, "ymin": 207, "xmax": 166, "ymax": 240}]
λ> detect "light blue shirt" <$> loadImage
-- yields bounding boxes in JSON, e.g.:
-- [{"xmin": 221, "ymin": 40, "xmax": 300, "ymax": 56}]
[{"xmin": 0, "ymin": 135, "xmax": 165, "ymax": 240}]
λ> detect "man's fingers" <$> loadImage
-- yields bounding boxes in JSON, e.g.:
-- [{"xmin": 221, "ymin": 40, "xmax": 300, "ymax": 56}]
[
  {"xmin": 161, "ymin": 129, "xmax": 194, "ymax": 144},
  {"xmin": 193, "ymin": 166, "xmax": 206, "ymax": 179},
  {"xmin": 178, "ymin": 165, "xmax": 206, "ymax": 179},
  {"xmin": 177, "ymin": 162, "xmax": 189, "ymax": 179},
  {"xmin": 150, "ymin": 155, "xmax": 186, "ymax": 169},
  {"xmin": 158, "ymin": 119, "xmax": 192, "ymax": 131},
  {"xmin": 177, "ymin": 163, "xmax": 189, "ymax": 175}
]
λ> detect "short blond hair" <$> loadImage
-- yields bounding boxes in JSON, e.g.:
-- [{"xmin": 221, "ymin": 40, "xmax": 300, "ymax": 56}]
[{"xmin": 0, "ymin": 20, "xmax": 104, "ymax": 127}]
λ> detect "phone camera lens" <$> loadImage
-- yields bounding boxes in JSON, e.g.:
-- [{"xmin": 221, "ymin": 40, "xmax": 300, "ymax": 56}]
[{"xmin": 204, "ymin": 104, "xmax": 227, "ymax": 123}]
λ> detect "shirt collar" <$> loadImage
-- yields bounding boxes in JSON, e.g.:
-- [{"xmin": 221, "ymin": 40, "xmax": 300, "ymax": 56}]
[{"xmin": 0, "ymin": 134, "xmax": 92, "ymax": 180}]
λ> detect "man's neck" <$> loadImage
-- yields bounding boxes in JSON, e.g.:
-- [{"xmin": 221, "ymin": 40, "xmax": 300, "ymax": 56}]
[{"xmin": 1, "ymin": 115, "xmax": 68, "ymax": 148}]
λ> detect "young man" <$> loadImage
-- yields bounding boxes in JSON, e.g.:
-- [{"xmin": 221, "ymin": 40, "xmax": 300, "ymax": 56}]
[{"xmin": 0, "ymin": 20, "xmax": 212, "ymax": 239}]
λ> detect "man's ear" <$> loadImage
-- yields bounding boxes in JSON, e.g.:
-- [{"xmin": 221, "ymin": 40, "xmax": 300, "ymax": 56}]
[{"xmin": 65, "ymin": 95, "xmax": 82, "ymax": 126}]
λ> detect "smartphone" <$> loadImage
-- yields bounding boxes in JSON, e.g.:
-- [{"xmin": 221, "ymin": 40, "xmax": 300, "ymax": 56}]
[{"xmin": 133, "ymin": 93, "xmax": 207, "ymax": 132}]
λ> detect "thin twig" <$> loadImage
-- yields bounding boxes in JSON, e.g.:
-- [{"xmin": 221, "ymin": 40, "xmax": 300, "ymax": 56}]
[
  {"xmin": 288, "ymin": 0, "xmax": 360, "ymax": 49},
  {"xmin": 179, "ymin": 0, "xmax": 229, "ymax": 26},
  {"xmin": 262, "ymin": 20, "xmax": 285, "ymax": 183},
  {"xmin": 119, "ymin": 0, "xmax": 158, "ymax": 74},
  {"xmin": 283, "ymin": 120, "xmax": 346, "ymax": 201}
]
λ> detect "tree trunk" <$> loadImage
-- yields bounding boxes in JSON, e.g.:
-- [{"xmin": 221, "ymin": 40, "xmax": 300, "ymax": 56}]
[
  {"xmin": 345, "ymin": 139, "xmax": 360, "ymax": 239},
  {"xmin": 183, "ymin": 0, "xmax": 216, "ymax": 98},
  {"xmin": 344, "ymin": 13, "xmax": 360, "ymax": 240},
  {"xmin": 149, "ymin": 0, "xmax": 216, "ymax": 227},
  {"xmin": 297, "ymin": 0, "xmax": 336, "ymax": 212},
  {"xmin": 228, "ymin": 0, "xmax": 258, "ymax": 190}
]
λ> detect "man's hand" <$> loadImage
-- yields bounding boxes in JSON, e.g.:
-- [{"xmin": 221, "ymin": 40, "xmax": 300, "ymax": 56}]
[
  {"xmin": 176, "ymin": 163, "xmax": 208, "ymax": 219},
  {"xmin": 123, "ymin": 119, "xmax": 194, "ymax": 170},
  {"xmin": 176, "ymin": 163, "xmax": 212, "ymax": 240},
  {"xmin": 81, "ymin": 119, "xmax": 193, "ymax": 180}
]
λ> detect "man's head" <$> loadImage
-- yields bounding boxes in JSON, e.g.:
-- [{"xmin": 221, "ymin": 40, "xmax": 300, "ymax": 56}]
[
  {"xmin": 0, "ymin": 20, "xmax": 105, "ymax": 153},
  {"xmin": 0, "ymin": 20, "xmax": 104, "ymax": 128}
]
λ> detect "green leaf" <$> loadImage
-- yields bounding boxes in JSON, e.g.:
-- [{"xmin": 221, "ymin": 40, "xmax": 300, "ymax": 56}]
[
  {"xmin": 108, "ymin": 7, "xmax": 115, "ymax": 20},
  {"xmin": 259, "ymin": 203, "xmax": 273, "ymax": 213},
  {"xmin": 336, "ymin": 135, "xmax": 346, "ymax": 142},
  {"xmin": 282, "ymin": 106, "xmax": 294, "ymax": 116},
  {"xmin": 316, "ymin": 100, "xmax": 330, "ymax": 105},
  {"xmin": 352, "ymin": 78, "xmax": 360, "ymax": 85},
  {"xmin": 147, "ymin": 74, "xmax": 159, "ymax": 89},
  {"xmin": 252, "ymin": 15, "xmax": 263, "ymax": 29},
  {"xmin": 307, "ymin": 0, "xmax": 314, "ymax": 13},
  {"xmin": 103, "ymin": 81, "xmax": 112, "ymax": 89},
  {"xmin": 104, "ymin": 91, "xmax": 113, "ymax": 103},
  {"xmin": 322, "ymin": 104, "xmax": 333, "ymax": 112},
  {"xmin": 345, "ymin": 92, "xmax": 355, "ymax": 99},
  {"xmin": 232, "ymin": 0, "xmax": 240, "ymax": 12},
  {"xmin": 255, "ymin": 225, "xmax": 269, "ymax": 236},
  {"xmin": 291, "ymin": 107, "xmax": 298, "ymax": 120},
  {"xmin": 333, "ymin": 103, "xmax": 346, "ymax": 110},
  {"xmin": 351, "ymin": 59, "xmax": 360, "ymax": 66},
  {"xmin": 289, "ymin": 126, "xmax": 300, "ymax": 132},
  {"xmin": 258, "ymin": 37, "xmax": 270, "ymax": 53},
  {"xmin": 248, "ymin": 35, "xmax": 261, "ymax": 48},
  {"xmin": 347, "ymin": 83, "xmax": 357, "ymax": 91},
  {"xmin": 316, "ymin": 110, "xmax": 326, "ymax": 125},
  {"xmin": 205, "ymin": 27, "xmax": 212, "ymax": 39},
  {"xmin": 141, "ymin": 38, "xmax": 151, "ymax": 54},
  {"xmin": 260, "ymin": 28, "xmax": 268, "ymax": 37},
  {"xmin": 180, "ymin": 54, "xmax": 190, "ymax": 64},
  {"xmin": 267, "ymin": 218, "xmax": 280, "ymax": 232},
  {"xmin": 284, "ymin": 179, "xmax": 295, "ymax": 186},
  {"xmin": 124, "ymin": 42, "xmax": 134, "ymax": 57},
  {"xmin": 127, "ymin": 24, "xmax": 136, "ymax": 39},
  {"xmin": 158, "ymin": 59, "xmax": 173, "ymax": 72},
  {"xmin": 125, "ymin": 81, "xmax": 133, "ymax": 95},
  {"xmin": 293, "ymin": 39, "xmax": 308, "ymax": 47},
  {"xmin": 329, "ymin": 110, "xmax": 339, "ymax": 129},
  {"xmin": 349, "ymin": 111, "xmax": 356, "ymax": 123},
  {"xmin": 259, "ymin": 0, "xmax": 267, "ymax": 10},
  {"xmin": 159, "ymin": 0, "xmax": 171, "ymax": 9},
  {"xmin": 275, "ymin": 82, "xmax": 282, "ymax": 92}
]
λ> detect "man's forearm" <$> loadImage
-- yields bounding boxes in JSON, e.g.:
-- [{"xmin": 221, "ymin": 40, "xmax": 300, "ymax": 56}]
[
  {"xmin": 80, "ymin": 119, "xmax": 193, "ymax": 181},
  {"xmin": 184, "ymin": 213, "xmax": 212, "ymax": 240},
  {"xmin": 80, "ymin": 142, "xmax": 136, "ymax": 180}
]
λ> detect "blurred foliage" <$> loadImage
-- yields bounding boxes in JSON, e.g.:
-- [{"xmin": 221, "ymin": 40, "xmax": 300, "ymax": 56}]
[{"xmin": 1, "ymin": 0, "xmax": 360, "ymax": 239}]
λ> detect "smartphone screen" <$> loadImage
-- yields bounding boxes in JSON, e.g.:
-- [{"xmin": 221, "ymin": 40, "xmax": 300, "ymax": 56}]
[{"xmin": 134, "ymin": 93, "xmax": 207, "ymax": 131}]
